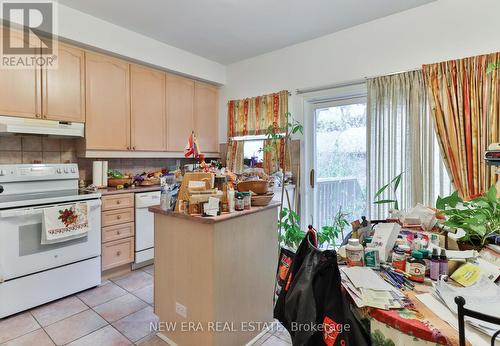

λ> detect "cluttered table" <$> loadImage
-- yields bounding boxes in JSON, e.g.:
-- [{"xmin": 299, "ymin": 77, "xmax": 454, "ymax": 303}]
[{"xmin": 338, "ymin": 218, "xmax": 500, "ymax": 346}]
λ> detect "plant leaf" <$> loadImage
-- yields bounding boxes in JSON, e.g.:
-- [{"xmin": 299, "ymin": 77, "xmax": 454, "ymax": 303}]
[
  {"xmin": 374, "ymin": 199, "xmax": 397, "ymax": 204},
  {"xmin": 375, "ymin": 183, "xmax": 390, "ymax": 198}
]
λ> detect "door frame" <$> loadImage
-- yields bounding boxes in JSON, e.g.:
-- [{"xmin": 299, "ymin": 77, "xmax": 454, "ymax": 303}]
[{"xmin": 299, "ymin": 83, "xmax": 367, "ymax": 228}]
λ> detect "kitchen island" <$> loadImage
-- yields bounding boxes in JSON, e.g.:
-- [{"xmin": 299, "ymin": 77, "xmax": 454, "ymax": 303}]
[{"xmin": 149, "ymin": 202, "xmax": 280, "ymax": 346}]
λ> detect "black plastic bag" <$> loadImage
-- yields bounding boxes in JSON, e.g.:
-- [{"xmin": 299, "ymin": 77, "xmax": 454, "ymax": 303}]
[{"xmin": 274, "ymin": 230, "xmax": 370, "ymax": 346}]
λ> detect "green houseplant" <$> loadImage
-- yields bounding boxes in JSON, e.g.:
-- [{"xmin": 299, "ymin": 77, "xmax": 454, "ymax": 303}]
[
  {"xmin": 373, "ymin": 172, "xmax": 404, "ymax": 210},
  {"xmin": 279, "ymin": 208, "xmax": 305, "ymax": 250},
  {"xmin": 317, "ymin": 207, "xmax": 350, "ymax": 250},
  {"xmin": 436, "ymin": 185, "xmax": 500, "ymax": 249}
]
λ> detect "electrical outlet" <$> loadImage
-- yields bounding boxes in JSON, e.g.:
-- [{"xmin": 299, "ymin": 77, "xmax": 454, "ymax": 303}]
[{"xmin": 175, "ymin": 302, "xmax": 187, "ymax": 318}]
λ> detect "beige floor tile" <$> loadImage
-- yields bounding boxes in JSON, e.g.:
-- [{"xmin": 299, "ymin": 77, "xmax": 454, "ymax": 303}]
[
  {"xmin": 31, "ymin": 296, "xmax": 88, "ymax": 327},
  {"xmin": 0, "ymin": 312, "xmax": 40, "ymax": 343},
  {"xmin": 251, "ymin": 332, "xmax": 272, "ymax": 346},
  {"xmin": 135, "ymin": 334, "xmax": 170, "ymax": 346},
  {"xmin": 111, "ymin": 270, "xmax": 153, "ymax": 292},
  {"xmin": 67, "ymin": 325, "xmax": 130, "ymax": 346},
  {"xmin": 44, "ymin": 309, "xmax": 107, "ymax": 345},
  {"xmin": 112, "ymin": 306, "xmax": 158, "ymax": 342},
  {"xmin": 93, "ymin": 294, "xmax": 148, "ymax": 323},
  {"xmin": 261, "ymin": 335, "xmax": 291, "ymax": 345},
  {"xmin": 2, "ymin": 328, "xmax": 55, "ymax": 346},
  {"xmin": 142, "ymin": 265, "xmax": 154, "ymax": 276},
  {"xmin": 132, "ymin": 285, "xmax": 153, "ymax": 305},
  {"xmin": 77, "ymin": 281, "xmax": 127, "ymax": 308}
]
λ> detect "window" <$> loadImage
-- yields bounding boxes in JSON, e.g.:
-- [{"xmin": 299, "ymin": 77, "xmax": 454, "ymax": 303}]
[{"xmin": 313, "ymin": 99, "xmax": 368, "ymax": 230}]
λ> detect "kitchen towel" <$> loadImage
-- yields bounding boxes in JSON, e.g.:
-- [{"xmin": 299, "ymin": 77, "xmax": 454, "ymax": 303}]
[
  {"xmin": 92, "ymin": 161, "xmax": 103, "ymax": 187},
  {"xmin": 42, "ymin": 202, "xmax": 89, "ymax": 244}
]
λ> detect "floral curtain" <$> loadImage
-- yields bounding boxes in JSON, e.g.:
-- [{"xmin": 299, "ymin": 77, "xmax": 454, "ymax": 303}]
[
  {"xmin": 423, "ymin": 53, "xmax": 500, "ymax": 199},
  {"xmin": 227, "ymin": 90, "xmax": 288, "ymax": 137},
  {"xmin": 263, "ymin": 138, "xmax": 291, "ymax": 175},
  {"xmin": 226, "ymin": 140, "xmax": 244, "ymax": 174}
]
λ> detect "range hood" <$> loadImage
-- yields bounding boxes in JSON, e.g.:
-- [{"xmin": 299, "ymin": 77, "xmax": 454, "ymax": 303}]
[{"xmin": 0, "ymin": 116, "xmax": 84, "ymax": 137}]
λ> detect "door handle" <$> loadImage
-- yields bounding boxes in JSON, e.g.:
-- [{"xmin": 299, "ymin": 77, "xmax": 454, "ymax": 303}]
[{"xmin": 310, "ymin": 169, "xmax": 315, "ymax": 189}]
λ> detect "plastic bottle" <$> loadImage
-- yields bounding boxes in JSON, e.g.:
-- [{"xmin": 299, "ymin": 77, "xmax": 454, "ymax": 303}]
[
  {"xmin": 439, "ymin": 249, "xmax": 448, "ymax": 277},
  {"xmin": 364, "ymin": 239, "xmax": 380, "ymax": 269},
  {"xmin": 346, "ymin": 238, "xmax": 364, "ymax": 267},
  {"xmin": 392, "ymin": 247, "xmax": 407, "ymax": 271},
  {"xmin": 406, "ymin": 251, "xmax": 425, "ymax": 282},
  {"xmin": 430, "ymin": 248, "xmax": 440, "ymax": 281},
  {"xmin": 419, "ymin": 248, "xmax": 430, "ymax": 277}
]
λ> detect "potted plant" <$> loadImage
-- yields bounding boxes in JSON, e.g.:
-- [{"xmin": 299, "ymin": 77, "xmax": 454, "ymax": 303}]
[
  {"xmin": 436, "ymin": 185, "xmax": 500, "ymax": 250},
  {"xmin": 279, "ymin": 208, "xmax": 305, "ymax": 250},
  {"xmin": 317, "ymin": 207, "xmax": 350, "ymax": 250}
]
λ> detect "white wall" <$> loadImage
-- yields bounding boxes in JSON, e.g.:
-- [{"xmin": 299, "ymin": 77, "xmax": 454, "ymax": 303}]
[
  {"xmin": 219, "ymin": 0, "xmax": 500, "ymax": 142},
  {"xmin": 56, "ymin": 4, "xmax": 226, "ymax": 84}
]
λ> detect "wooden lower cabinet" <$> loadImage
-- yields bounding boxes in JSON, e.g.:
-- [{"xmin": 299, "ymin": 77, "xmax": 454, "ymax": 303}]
[
  {"xmin": 102, "ymin": 237, "xmax": 135, "ymax": 271},
  {"xmin": 101, "ymin": 193, "xmax": 135, "ymax": 275}
]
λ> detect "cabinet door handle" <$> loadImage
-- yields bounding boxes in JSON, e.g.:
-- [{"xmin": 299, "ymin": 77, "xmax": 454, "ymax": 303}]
[
  {"xmin": 132, "ymin": 146, "xmax": 136, "ymax": 150},
  {"xmin": 117, "ymin": 231, "xmax": 121, "ymax": 235},
  {"xmin": 116, "ymin": 200, "xmax": 121, "ymax": 204},
  {"xmin": 117, "ymin": 215, "xmax": 121, "ymax": 220},
  {"xmin": 116, "ymin": 251, "xmax": 121, "ymax": 256},
  {"xmin": 310, "ymin": 169, "xmax": 315, "ymax": 189}
]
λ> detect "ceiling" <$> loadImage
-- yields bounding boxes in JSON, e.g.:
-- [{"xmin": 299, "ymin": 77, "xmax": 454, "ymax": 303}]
[{"xmin": 58, "ymin": 0, "xmax": 435, "ymax": 64}]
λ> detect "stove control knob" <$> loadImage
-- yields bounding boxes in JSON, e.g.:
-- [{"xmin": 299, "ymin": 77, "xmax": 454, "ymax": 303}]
[
  {"xmin": 64, "ymin": 168, "xmax": 69, "ymax": 174},
  {"xmin": 0, "ymin": 169, "xmax": 6, "ymax": 176},
  {"xmin": 57, "ymin": 168, "xmax": 62, "ymax": 174},
  {"xmin": 71, "ymin": 168, "xmax": 77, "ymax": 173},
  {"xmin": 0, "ymin": 185, "xmax": 4, "ymax": 194}
]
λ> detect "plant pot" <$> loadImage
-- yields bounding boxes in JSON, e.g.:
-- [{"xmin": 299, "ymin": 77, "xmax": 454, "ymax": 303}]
[{"xmin": 457, "ymin": 241, "xmax": 484, "ymax": 252}]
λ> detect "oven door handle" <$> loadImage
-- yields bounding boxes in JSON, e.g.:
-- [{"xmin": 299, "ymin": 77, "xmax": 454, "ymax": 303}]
[{"xmin": 0, "ymin": 200, "xmax": 101, "ymax": 218}]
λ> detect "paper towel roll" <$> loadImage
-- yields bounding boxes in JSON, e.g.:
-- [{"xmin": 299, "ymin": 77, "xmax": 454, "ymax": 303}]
[
  {"xmin": 92, "ymin": 161, "xmax": 103, "ymax": 187},
  {"xmin": 101, "ymin": 161, "xmax": 108, "ymax": 187}
]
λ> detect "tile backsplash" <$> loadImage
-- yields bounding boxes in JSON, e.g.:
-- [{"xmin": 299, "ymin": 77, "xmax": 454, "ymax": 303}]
[{"xmin": 0, "ymin": 135, "xmax": 78, "ymax": 164}]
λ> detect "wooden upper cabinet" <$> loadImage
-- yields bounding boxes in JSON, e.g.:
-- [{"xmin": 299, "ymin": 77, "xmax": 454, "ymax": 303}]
[
  {"xmin": 43, "ymin": 43, "xmax": 85, "ymax": 122},
  {"xmin": 166, "ymin": 74, "xmax": 194, "ymax": 152},
  {"xmin": 85, "ymin": 52, "xmax": 130, "ymax": 150},
  {"xmin": 0, "ymin": 27, "xmax": 41, "ymax": 119},
  {"xmin": 130, "ymin": 65, "xmax": 166, "ymax": 151},
  {"xmin": 194, "ymin": 82, "xmax": 219, "ymax": 153}
]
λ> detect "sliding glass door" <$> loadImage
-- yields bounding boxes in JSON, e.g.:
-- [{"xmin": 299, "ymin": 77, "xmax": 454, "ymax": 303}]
[{"xmin": 310, "ymin": 97, "xmax": 368, "ymax": 231}]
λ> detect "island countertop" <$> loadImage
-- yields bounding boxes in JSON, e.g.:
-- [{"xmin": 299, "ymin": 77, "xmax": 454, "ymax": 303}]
[{"xmin": 149, "ymin": 201, "xmax": 281, "ymax": 224}]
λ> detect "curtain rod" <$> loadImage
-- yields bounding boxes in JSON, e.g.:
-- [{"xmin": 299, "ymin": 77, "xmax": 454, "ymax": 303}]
[{"xmin": 294, "ymin": 67, "xmax": 422, "ymax": 95}]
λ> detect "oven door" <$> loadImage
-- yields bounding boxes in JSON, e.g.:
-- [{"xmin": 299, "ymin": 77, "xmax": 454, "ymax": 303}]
[{"xmin": 0, "ymin": 199, "xmax": 101, "ymax": 281}]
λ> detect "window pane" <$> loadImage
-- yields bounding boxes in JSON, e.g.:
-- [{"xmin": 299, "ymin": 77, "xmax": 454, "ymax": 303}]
[{"xmin": 315, "ymin": 102, "xmax": 367, "ymax": 230}]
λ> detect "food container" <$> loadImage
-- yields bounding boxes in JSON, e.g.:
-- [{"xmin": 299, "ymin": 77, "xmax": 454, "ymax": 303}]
[
  {"xmin": 236, "ymin": 180, "xmax": 269, "ymax": 194},
  {"xmin": 242, "ymin": 192, "xmax": 251, "ymax": 210},
  {"xmin": 250, "ymin": 193, "xmax": 274, "ymax": 206},
  {"xmin": 108, "ymin": 178, "xmax": 132, "ymax": 187}
]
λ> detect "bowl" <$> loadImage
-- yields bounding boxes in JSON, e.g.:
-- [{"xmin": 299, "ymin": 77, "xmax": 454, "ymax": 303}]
[
  {"xmin": 237, "ymin": 180, "xmax": 269, "ymax": 194},
  {"xmin": 251, "ymin": 193, "xmax": 274, "ymax": 206},
  {"xmin": 108, "ymin": 178, "xmax": 132, "ymax": 187}
]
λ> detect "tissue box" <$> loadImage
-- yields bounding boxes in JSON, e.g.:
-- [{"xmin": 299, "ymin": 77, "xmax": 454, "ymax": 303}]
[{"xmin": 371, "ymin": 223, "xmax": 401, "ymax": 262}]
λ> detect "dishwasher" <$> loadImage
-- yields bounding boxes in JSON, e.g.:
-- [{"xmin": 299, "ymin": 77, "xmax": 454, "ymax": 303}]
[{"xmin": 134, "ymin": 191, "xmax": 161, "ymax": 267}]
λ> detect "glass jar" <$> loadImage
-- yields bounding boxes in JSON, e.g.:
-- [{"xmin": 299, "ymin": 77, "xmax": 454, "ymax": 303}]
[
  {"xmin": 242, "ymin": 192, "xmax": 251, "ymax": 210},
  {"xmin": 235, "ymin": 193, "xmax": 244, "ymax": 211}
]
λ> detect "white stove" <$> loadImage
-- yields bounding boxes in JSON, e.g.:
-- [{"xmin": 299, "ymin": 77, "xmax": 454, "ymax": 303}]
[{"xmin": 0, "ymin": 164, "xmax": 102, "ymax": 319}]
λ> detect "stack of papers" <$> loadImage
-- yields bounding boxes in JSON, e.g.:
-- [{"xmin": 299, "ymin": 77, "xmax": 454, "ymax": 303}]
[
  {"xmin": 434, "ymin": 276, "xmax": 500, "ymax": 339},
  {"xmin": 340, "ymin": 267, "xmax": 404, "ymax": 310}
]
